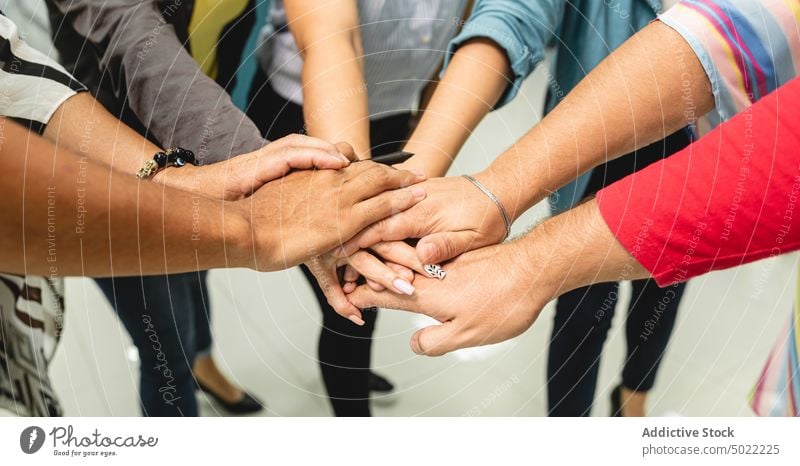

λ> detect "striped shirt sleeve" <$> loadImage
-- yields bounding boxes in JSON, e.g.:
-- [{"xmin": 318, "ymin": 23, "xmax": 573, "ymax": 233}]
[
  {"xmin": 658, "ymin": 0, "xmax": 800, "ymax": 128},
  {"xmin": 0, "ymin": 13, "xmax": 86, "ymax": 133}
]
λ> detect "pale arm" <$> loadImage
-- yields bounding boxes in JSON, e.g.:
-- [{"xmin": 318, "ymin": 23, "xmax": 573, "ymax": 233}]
[
  {"xmin": 285, "ymin": 0, "xmax": 372, "ymax": 159},
  {"xmin": 401, "ymin": 38, "xmax": 512, "ymax": 176},
  {"xmin": 339, "ymin": 21, "xmax": 715, "ymax": 265},
  {"xmin": 478, "ymin": 21, "xmax": 713, "ymax": 221}
]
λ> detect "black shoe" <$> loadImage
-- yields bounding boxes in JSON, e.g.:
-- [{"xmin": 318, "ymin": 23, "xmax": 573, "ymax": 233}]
[
  {"xmin": 369, "ymin": 372, "xmax": 399, "ymax": 405},
  {"xmin": 197, "ymin": 380, "xmax": 264, "ymax": 415},
  {"xmin": 610, "ymin": 384, "xmax": 623, "ymax": 417},
  {"xmin": 369, "ymin": 372, "xmax": 395, "ymax": 393}
]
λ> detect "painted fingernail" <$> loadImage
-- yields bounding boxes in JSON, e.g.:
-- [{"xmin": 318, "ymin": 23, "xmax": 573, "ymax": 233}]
[
  {"xmin": 412, "ymin": 187, "xmax": 426, "ymax": 198},
  {"xmin": 393, "ymin": 278, "xmax": 415, "ymax": 295},
  {"xmin": 348, "ymin": 315, "xmax": 366, "ymax": 326}
]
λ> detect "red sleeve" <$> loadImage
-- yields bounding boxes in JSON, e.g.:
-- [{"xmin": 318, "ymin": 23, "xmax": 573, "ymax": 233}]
[{"xmin": 596, "ymin": 76, "xmax": 800, "ymax": 286}]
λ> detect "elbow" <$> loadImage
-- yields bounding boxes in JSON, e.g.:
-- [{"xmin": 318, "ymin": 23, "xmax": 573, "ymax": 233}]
[{"xmin": 296, "ymin": 30, "xmax": 363, "ymax": 64}]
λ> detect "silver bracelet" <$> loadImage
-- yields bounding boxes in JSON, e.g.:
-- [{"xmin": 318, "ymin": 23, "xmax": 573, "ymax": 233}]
[{"xmin": 462, "ymin": 174, "xmax": 512, "ymax": 240}]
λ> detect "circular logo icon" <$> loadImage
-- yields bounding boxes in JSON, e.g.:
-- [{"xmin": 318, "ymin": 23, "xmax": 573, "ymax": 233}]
[{"xmin": 20, "ymin": 426, "xmax": 45, "ymax": 454}]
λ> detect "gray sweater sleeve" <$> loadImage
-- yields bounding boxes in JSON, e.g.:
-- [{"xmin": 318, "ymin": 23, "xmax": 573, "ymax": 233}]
[{"xmin": 49, "ymin": 0, "xmax": 265, "ymax": 163}]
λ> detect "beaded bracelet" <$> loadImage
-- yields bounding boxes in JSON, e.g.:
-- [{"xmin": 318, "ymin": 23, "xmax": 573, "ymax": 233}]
[{"xmin": 136, "ymin": 147, "xmax": 198, "ymax": 179}]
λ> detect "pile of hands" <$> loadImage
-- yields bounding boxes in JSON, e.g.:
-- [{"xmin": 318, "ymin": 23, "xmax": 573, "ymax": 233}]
[{"xmin": 159, "ymin": 134, "xmax": 566, "ymax": 357}]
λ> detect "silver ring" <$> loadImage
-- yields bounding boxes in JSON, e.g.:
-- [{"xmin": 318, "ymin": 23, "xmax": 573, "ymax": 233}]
[{"xmin": 424, "ymin": 264, "xmax": 446, "ymax": 280}]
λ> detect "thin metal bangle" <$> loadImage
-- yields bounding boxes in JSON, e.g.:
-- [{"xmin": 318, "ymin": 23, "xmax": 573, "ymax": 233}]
[{"xmin": 462, "ymin": 174, "xmax": 512, "ymax": 240}]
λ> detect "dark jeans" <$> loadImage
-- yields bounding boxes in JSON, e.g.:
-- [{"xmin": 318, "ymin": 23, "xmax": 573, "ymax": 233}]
[
  {"xmin": 547, "ymin": 130, "xmax": 691, "ymax": 416},
  {"xmin": 95, "ymin": 271, "xmax": 211, "ymax": 416},
  {"xmin": 247, "ymin": 71, "xmax": 411, "ymax": 416}
]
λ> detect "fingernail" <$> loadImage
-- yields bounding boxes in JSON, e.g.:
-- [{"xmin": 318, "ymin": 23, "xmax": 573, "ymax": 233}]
[
  {"xmin": 332, "ymin": 246, "xmax": 346, "ymax": 258},
  {"xmin": 411, "ymin": 169, "xmax": 426, "ymax": 179},
  {"xmin": 393, "ymin": 278, "xmax": 415, "ymax": 295},
  {"xmin": 410, "ymin": 336, "xmax": 423, "ymax": 355},
  {"xmin": 412, "ymin": 187, "xmax": 426, "ymax": 198},
  {"xmin": 348, "ymin": 315, "xmax": 365, "ymax": 326}
]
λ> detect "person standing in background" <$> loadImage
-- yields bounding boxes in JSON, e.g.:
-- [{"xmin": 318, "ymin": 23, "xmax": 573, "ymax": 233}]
[
  {"xmin": 44, "ymin": 0, "xmax": 421, "ymax": 417},
  {"xmin": 394, "ymin": 0, "xmax": 689, "ymax": 417},
  {"xmin": 246, "ymin": 0, "xmax": 469, "ymax": 416},
  {"xmin": 45, "ymin": 0, "xmax": 265, "ymax": 416}
]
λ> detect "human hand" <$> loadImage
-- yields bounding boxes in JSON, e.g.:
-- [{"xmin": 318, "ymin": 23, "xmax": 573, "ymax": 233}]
[
  {"xmin": 334, "ymin": 175, "xmax": 507, "ymax": 266},
  {"xmin": 307, "ymin": 240, "xmax": 428, "ymax": 325},
  {"xmin": 344, "ymin": 200, "xmax": 647, "ymax": 356},
  {"xmin": 345, "ymin": 240, "xmax": 550, "ymax": 356},
  {"xmin": 155, "ymin": 134, "xmax": 353, "ymax": 201},
  {"xmin": 229, "ymin": 159, "xmax": 427, "ymax": 272}
]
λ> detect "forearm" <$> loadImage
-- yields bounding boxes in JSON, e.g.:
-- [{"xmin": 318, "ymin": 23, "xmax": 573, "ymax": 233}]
[
  {"xmin": 43, "ymin": 92, "xmax": 161, "ymax": 176},
  {"xmin": 478, "ymin": 21, "xmax": 714, "ymax": 220},
  {"xmin": 0, "ymin": 121, "xmax": 249, "ymax": 276},
  {"xmin": 403, "ymin": 38, "xmax": 512, "ymax": 176},
  {"xmin": 520, "ymin": 199, "xmax": 649, "ymax": 300},
  {"xmin": 301, "ymin": 41, "xmax": 371, "ymax": 159}
]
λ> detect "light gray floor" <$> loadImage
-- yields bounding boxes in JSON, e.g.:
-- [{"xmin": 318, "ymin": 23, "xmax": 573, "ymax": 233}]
[{"xmin": 47, "ymin": 65, "xmax": 795, "ymax": 417}]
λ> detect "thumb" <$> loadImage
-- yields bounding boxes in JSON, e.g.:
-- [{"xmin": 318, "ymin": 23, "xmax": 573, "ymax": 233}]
[
  {"xmin": 410, "ymin": 322, "xmax": 461, "ymax": 356},
  {"xmin": 416, "ymin": 231, "xmax": 476, "ymax": 264},
  {"xmin": 334, "ymin": 141, "xmax": 358, "ymax": 162}
]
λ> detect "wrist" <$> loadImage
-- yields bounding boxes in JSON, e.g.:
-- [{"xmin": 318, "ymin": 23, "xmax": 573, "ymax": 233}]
[
  {"xmin": 400, "ymin": 143, "xmax": 454, "ymax": 178},
  {"xmin": 152, "ymin": 163, "xmax": 207, "ymax": 195},
  {"xmin": 220, "ymin": 200, "xmax": 257, "ymax": 270},
  {"xmin": 519, "ymin": 200, "xmax": 647, "ymax": 297},
  {"xmin": 473, "ymin": 166, "xmax": 527, "ymax": 224}
]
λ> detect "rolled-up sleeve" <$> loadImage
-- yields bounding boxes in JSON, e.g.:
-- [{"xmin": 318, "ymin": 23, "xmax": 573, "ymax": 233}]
[
  {"xmin": 48, "ymin": 0, "xmax": 265, "ymax": 163},
  {"xmin": 443, "ymin": 0, "xmax": 565, "ymax": 107},
  {"xmin": 0, "ymin": 13, "xmax": 86, "ymax": 133},
  {"xmin": 658, "ymin": 0, "xmax": 800, "ymax": 126}
]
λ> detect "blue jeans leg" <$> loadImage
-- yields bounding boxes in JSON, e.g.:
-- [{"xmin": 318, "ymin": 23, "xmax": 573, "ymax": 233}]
[{"xmin": 95, "ymin": 272, "xmax": 208, "ymax": 416}]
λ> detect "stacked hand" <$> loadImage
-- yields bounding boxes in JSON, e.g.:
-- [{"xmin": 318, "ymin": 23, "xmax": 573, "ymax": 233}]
[
  {"xmin": 329, "ymin": 198, "xmax": 646, "ymax": 356},
  {"xmin": 309, "ymin": 175, "xmax": 509, "ymax": 322},
  {"xmin": 156, "ymin": 134, "xmax": 431, "ymax": 282},
  {"xmin": 346, "ymin": 240, "xmax": 551, "ymax": 356},
  {"xmin": 154, "ymin": 134, "xmax": 355, "ymax": 201}
]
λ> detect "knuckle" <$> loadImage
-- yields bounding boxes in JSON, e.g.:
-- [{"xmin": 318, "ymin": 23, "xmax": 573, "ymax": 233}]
[
  {"xmin": 284, "ymin": 133, "xmax": 304, "ymax": 145},
  {"xmin": 371, "ymin": 196, "xmax": 391, "ymax": 216},
  {"xmin": 394, "ymin": 189, "xmax": 414, "ymax": 207},
  {"xmin": 348, "ymin": 252, "xmax": 366, "ymax": 268},
  {"xmin": 368, "ymin": 165, "xmax": 391, "ymax": 185}
]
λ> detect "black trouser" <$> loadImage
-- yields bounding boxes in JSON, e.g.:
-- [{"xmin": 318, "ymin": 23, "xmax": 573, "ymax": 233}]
[
  {"xmin": 247, "ymin": 71, "xmax": 411, "ymax": 416},
  {"xmin": 547, "ymin": 130, "xmax": 691, "ymax": 416}
]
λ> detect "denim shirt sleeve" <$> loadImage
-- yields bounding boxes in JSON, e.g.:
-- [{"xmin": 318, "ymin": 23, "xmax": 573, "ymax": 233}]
[
  {"xmin": 658, "ymin": 0, "xmax": 800, "ymax": 128},
  {"xmin": 443, "ymin": 0, "xmax": 566, "ymax": 108}
]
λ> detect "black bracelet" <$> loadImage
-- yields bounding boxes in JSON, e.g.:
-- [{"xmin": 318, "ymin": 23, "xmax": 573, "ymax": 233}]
[{"xmin": 136, "ymin": 147, "xmax": 198, "ymax": 179}]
